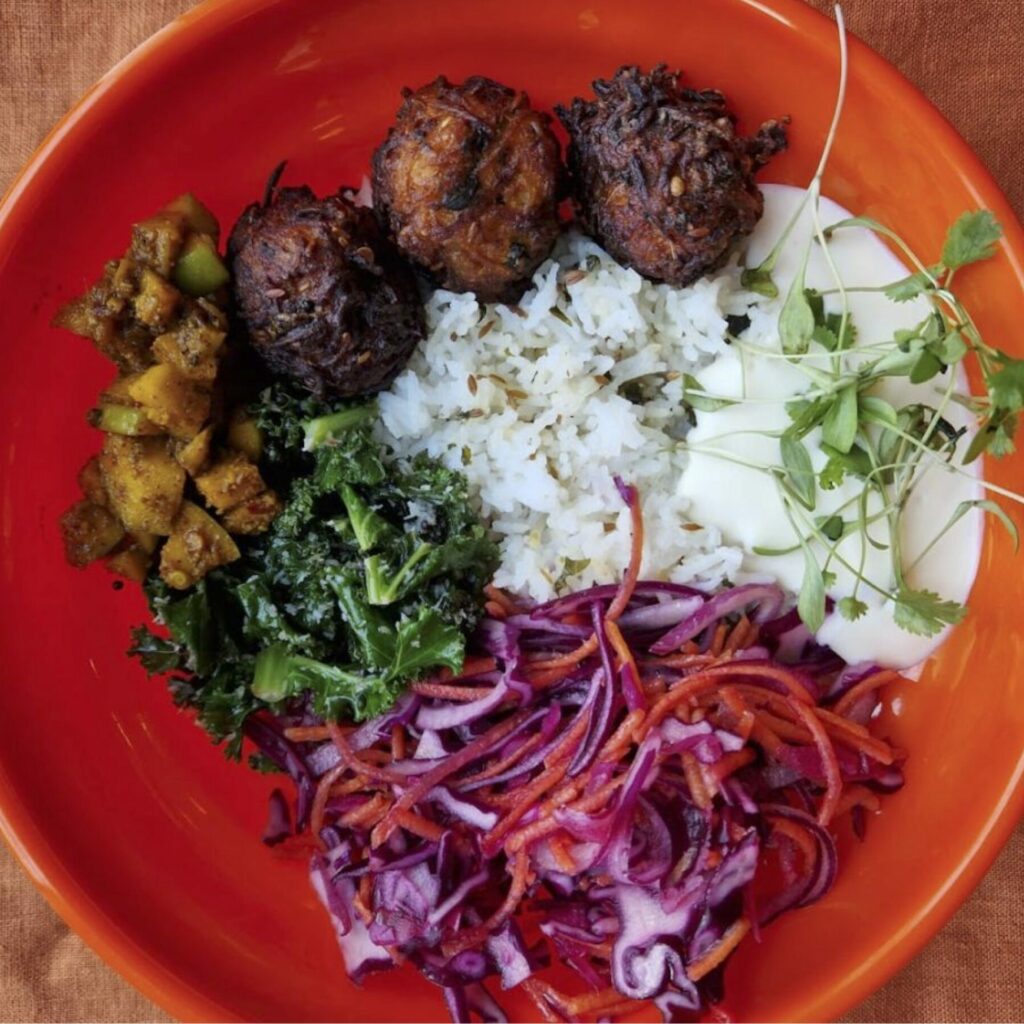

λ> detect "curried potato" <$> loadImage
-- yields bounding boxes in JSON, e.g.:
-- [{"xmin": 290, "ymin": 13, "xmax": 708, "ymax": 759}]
[
  {"xmin": 60, "ymin": 500, "xmax": 125, "ymax": 567},
  {"xmin": 77, "ymin": 456, "xmax": 108, "ymax": 507},
  {"xmin": 226, "ymin": 408, "xmax": 263, "ymax": 462},
  {"xmin": 151, "ymin": 309, "xmax": 226, "ymax": 383},
  {"xmin": 220, "ymin": 489, "xmax": 281, "ymax": 534},
  {"xmin": 106, "ymin": 546, "xmax": 151, "ymax": 583},
  {"xmin": 100, "ymin": 434, "xmax": 185, "ymax": 535},
  {"xmin": 159, "ymin": 501, "xmax": 240, "ymax": 589},
  {"xmin": 194, "ymin": 451, "xmax": 266, "ymax": 513},
  {"xmin": 130, "ymin": 214, "xmax": 186, "ymax": 278},
  {"xmin": 132, "ymin": 268, "xmax": 181, "ymax": 330},
  {"xmin": 126, "ymin": 363, "xmax": 211, "ymax": 440},
  {"xmin": 175, "ymin": 425, "xmax": 214, "ymax": 477}
]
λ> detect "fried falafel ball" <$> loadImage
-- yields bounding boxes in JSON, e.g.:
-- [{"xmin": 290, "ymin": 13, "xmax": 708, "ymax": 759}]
[
  {"xmin": 228, "ymin": 184, "xmax": 425, "ymax": 399},
  {"xmin": 557, "ymin": 66, "xmax": 788, "ymax": 287},
  {"xmin": 372, "ymin": 75, "xmax": 564, "ymax": 304}
]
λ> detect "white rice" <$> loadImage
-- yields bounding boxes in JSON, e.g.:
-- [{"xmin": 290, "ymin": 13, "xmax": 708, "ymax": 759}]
[{"xmin": 376, "ymin": 233, "xmax": 763, "ymax": 602}]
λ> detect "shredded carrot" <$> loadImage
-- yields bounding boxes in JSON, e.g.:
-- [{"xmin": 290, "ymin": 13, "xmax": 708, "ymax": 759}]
[
  {"xmin": 311, "ymin": 761, "xmax": 348, "ymax": 839},
  {"xmin": 456, "ymin": 656, "xmax": 499, "ymax": 678},
  {"xmin": 834, "ymin": 669, "xmax": 899, "ymax": 717},
  {"xmin": 391, "ymin": 724, "xmax": 406, "ymax": 761},
  {"xmin": 791, "ymin": 702, "xmax": 842, "ymax": 826},
  {"xmin": 327, "ymin": 722, "xmax": 409, "ymax": 787},
  {"xmin": 339, "ymin": 792, "xmax": 391, "ymax": 829},
  {"xmin": 748, "ymin": 716, "xmax": 786, "ymax": 757},
  {"xmin": 681, "ymin": 751, "xmax": 712, "ymax": 810},
  {"xmin": 547, "ymin": 834, "xmax": 578, "ymax": 873},
  {"xmin": 768, "ymin": 815, "xmax": 818, "ymax": 863},
  {"xmin": 483, "ymin": 759, "xmax": 571, "ymax": 850},
  {"xmin": 410, "ymin": 682, "xmax": 496, "ymax": 701},
  {"xmin": 521, "ymin": 979, "xmax": 562, "ymax": 1024},
  {"xmin": 393, "ymin": 808, "xmax": 445, "ymax": 842},
  {"xmin": 701, "ymin": 662, "xmax": 816, "ymax": 704},
  {"xmin": 710, "ymin": 747, "xmax": 756, "ymax": 781},
  {"xmin": 833, "ymin": 784, "xmax": 881, "ymax": 818},
  {"xmin": 814, "ymin": 707, "xmax": 895, "ymax": 765},
  {"xmin": 604, "ymin": 618, "xmax": 644, "ymax": 708},
  {"xmin": 641, "ymin": 652, "xmax": 719, "ymax": 671},
  {"xmin": 283, "ymin": 725, "xmax": 331, "ymax": 742},
  {"xmin": 371, "ymin": 708, "xmax": 532, "ymax": 847},
  {"xmin": 709, "ymin": 621, "xmax": 729, "ymax": 656},
  {"xmin": 562, "ymin": 986, "xmax": 639, "ymax": 1016},
  {"xmin": 484, "ymin": 600, "xmax": 507, "ymax": 619},
  {"xmin": 442, "ymin": 850, "xmax": 531, "ymax": 957},
  {"xmin": 460, "ymin": 733, "xmax": 544, "ymax": 788},
  {"xmin": 643, "ymin": 671, "xmax": 732, "ymax": 731},
  {"xmin": 747, "ymin": 707, "xmax": 813, "ymax": 744},
  {"xmin": 719, "ymin": 686, "xmax": 756, "ymax": 741},
  {"xmin": 724, "ymin": 615, "xmax": 753, "ymax": 654},
  {"xmin": 606, "ymin": 489, "xmax": 644, "ymax": 621},
  {"xmin": 484, "ymin": 584, "xmax": 518, "ymax": 614},
  {"xmin": 505, "ymin": 777, "xmax": 624, "ymax": 853},
  {"xmin": 687, "ymin": 918, "xmax": 751, "ymax": 982},
  {"xmin": 354, "ymin": 874, "xmax": 374, "ymax": 925},
  {"xmin": 528, "ymin": 633, "xmax": 599, "ymax": 671},
  {"xmin": 595, "ymin": 708, "xmax": 646, "ymax": 762},
  {"xmin": 329, "ymin": 774, "xmax": 373, "ymax": 799},
  {"xmin": 525, "ymin": 662, "xmax": 583, "ymax": 689}
]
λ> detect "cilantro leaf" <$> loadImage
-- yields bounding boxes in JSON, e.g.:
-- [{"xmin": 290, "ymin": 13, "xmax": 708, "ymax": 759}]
[
  {"xmin": 818, "ymin": 454, "xmax": 846, "ymax": 490},
  {"xmin": 987, "ymin": 358, "xmax": 1024, "ymax": 412},
  {"xmin": 837, "ymin": 596, "xmax": 868, "ymax": 621},
  {"xmin": 892, "ymin": 588, "xmax": 966, "ymax": 637},
  {"xmin": 941, "ymin": 210, "xmax": 1002, "ymax": 270}
]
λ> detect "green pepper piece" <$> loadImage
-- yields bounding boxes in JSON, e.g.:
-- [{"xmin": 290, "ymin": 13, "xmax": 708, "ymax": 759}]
[
  {"xmin": 173, "ymin": 234, "xmax": 230, "ymax": 296},
  {"xmin": 89, "ymin": 404, "xmax": 162, "ymax": 436}
]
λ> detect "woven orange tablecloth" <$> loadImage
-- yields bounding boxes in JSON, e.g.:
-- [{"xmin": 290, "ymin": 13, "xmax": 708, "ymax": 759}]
[{"xmin": 1, "ymin": 1, "xmax": 1022, "ymax": 1021}]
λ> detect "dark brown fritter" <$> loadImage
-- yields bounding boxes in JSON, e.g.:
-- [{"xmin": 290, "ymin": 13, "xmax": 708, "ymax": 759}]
[
  {"xmin": 228, "ymin": 185, "xmax": 425, "ymax": 399},
  {"xmin": 557, "ymin": 66, "xmax": 788, "ymax": 287},
  {"xmin": 372, "ymin": 75, "xmax": 564, "ymax": 304}
]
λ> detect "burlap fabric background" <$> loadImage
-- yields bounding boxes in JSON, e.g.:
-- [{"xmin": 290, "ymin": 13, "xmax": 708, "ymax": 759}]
[{"xmin": 1, "ymin": 0, "xmax": 1021, "ymax": 1020}]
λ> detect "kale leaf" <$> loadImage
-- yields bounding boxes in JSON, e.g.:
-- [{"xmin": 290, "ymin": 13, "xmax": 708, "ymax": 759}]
[{"xmin": 131, "ymin": 382, "xmax": 499, "ymax": 757}]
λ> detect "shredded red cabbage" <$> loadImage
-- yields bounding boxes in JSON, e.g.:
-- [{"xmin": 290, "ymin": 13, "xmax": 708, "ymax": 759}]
[{"xmin": 249, "ymin": 489, "xmax": 904, "ymax": 1023}]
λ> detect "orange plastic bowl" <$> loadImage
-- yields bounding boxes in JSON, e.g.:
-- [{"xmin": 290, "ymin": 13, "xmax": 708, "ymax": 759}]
[{"xmin": 0, "ymin": 0, "xmax": 1022, "ymax": 1020}]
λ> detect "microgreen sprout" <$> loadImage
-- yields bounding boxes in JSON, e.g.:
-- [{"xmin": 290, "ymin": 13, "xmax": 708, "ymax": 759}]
[{"xmin": 686, "ymin": 4, "xmax": 1024, "ymax": 637}]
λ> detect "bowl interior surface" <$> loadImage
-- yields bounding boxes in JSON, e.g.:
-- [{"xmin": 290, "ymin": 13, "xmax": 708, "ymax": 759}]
[{"xmin": 0, "ymin": 0, "xmax": 1022, "ymax": 1021}]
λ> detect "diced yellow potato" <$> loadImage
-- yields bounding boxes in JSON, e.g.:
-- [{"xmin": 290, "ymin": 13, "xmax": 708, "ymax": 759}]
[
  {"xmin": 151, "ymin": 321, "xmax": 224, "ymax": 382},
  {"xmin": 132, "ymin": 268, "xmax": 180, "ymax": 330},
  {"xmin": 131, "ymin": 531, "xmax": 160, "ymax": 555},
  {"xmin": 221, "ymin": 490, "xmax": 282, "ymax": 535},
  {"xmin": 194, "ymin": 451, "xmax": 266, "ymax": 513},
  {"xmin": 159, "ymin": 501, "xmax": 240, "ymax": 589},
  {"xmin": 99, "ymin": 434, "xmax": 185, "ymax": 535},
  {"xmin": 226, "ymin": 407, "xmax": 263, "ymax": 462},
  {"xmin": 175, "ymin": 425, "xmax": 214, "ymax": 477},
  {"xmin": 60, "ymin": 500, "xmax": 125, "ymax": 567},
  {"xmin": 130, "ymin": 214, "xmax": 185, "ymax": 278},
  {"xmin": 126, "ymin": 363, "xmax": 211, "ymax": 440},
  {"xmin": 106, "ymin": 546, "xmax": 152, "ymax": 583},
  {"xmin": 162, "ymin": 193, "xmax": 220, "ymax": 238},
  {"xmin": 99, "ymin": 373, "xmax": 142, "ymax": 406},
  {"xmin": 77, "ymin": 456, "xmax": 108, "ymax": 507}
]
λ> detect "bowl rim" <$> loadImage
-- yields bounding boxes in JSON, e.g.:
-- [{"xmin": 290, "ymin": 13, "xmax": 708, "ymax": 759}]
[{"xmin": 1, "ymin": 0, "xmax": 1022, "ymax": 1020}]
